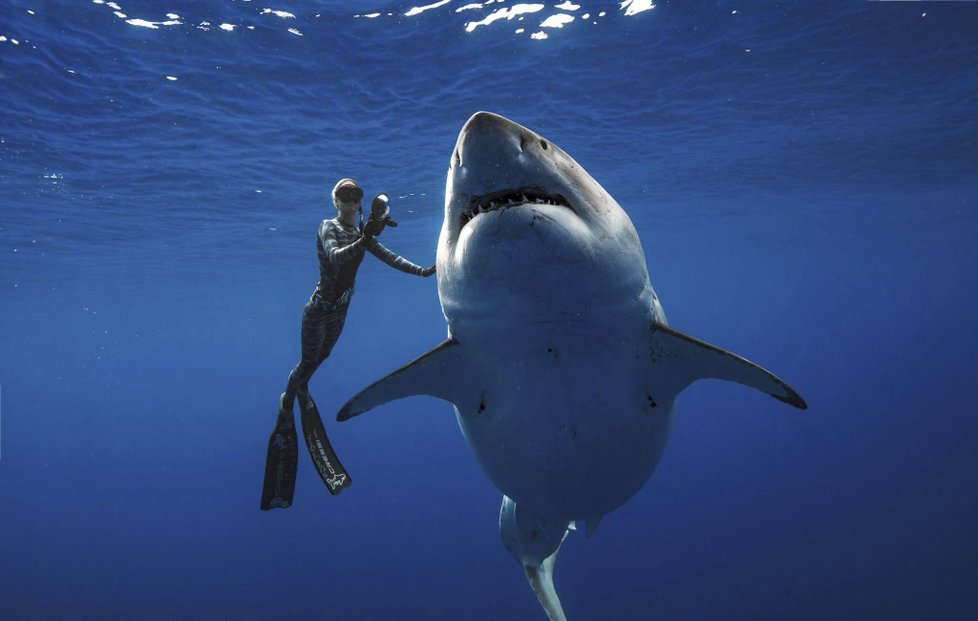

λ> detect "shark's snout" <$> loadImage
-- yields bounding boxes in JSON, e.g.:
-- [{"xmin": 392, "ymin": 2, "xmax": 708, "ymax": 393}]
[
  {"xmin": 443, "ymin": 112, "xmax": 604, "ymax": 254},
  {"xmin": 459, "ymin": 111, "xmax": 551, "ymax": 152},
  {"xmin": 448, "ymin": 113, "xmax": 576, "ymax": 237},
  {"xmin": 448, "ymin": 111, "xmax": 568, "ymax": 209},
  {"xmin": 453, "ymin": 111, "xmax": 527, "ymax": 170}
]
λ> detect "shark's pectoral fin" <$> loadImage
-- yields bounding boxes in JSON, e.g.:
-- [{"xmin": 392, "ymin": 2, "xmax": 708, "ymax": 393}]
[
  {"xmin": 499, "ymin": 496, "xmax": 571, "ymax": 621},
  {"xmin": 337, "ymin": 338, "xmax": 464, "ymax": 421},
  {"xmin": 650, "ymin": 323, "xmax": 807, "ymax": 409}
]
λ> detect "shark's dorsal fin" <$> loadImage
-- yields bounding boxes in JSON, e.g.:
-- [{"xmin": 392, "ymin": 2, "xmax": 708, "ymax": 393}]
[
  {"xmin": 585, "ymin": 516, "xmax": 603, "ymax": 537},
  {"xmin": 337, "ymin": 338, "xmax": 463, "ymax": 421},
  {"xmin": 650, "ymin": 323, "xmax": 807, "ymax": 409}
]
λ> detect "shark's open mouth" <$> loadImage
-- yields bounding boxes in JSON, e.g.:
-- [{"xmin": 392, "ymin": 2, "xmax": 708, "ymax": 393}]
[{"xmin": 460, "ymin": 187, "xmax": 569, "ymax": 228}]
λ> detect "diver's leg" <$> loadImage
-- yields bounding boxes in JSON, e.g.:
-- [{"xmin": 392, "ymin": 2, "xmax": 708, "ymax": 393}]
[
  {"xmin": 261, "ymin": 295, "xmax": 327, "ymax": 510},
  {"xmin": 283, "ymin": 296, "xmax": 332, "ymax": 411},
  {"xmin": 296, "ymin": 303, "xmax": 353, "ymax": 495},
  {"xmin": 301, "ymin": 304, "xmax": 351, "ymax": 387}
]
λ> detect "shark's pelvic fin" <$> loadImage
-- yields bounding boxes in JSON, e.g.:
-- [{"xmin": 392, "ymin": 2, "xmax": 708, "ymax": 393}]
[
  {"xmin": 336, "ymin": 338, "xmax": 463, "ymax": 421},
  {"xmin": 650, "ymin": 323, "xmax": 807, "ymax": 410}
]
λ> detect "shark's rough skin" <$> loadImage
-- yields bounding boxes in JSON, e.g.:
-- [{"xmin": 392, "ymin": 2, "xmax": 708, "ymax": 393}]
[{"xmin": 337, "ymin": 112, "xmax": 806, "ymax": 620}]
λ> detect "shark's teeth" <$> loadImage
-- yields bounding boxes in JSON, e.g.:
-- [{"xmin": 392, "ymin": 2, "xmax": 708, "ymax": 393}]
[{"xmin": 460, "ymin": 188, "xmax": 569, "ymax": 228}]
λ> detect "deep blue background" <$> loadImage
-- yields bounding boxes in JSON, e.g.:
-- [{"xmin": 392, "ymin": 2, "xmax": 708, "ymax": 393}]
[{"xmin": 2, "ymin": 1, "xmax": 977, "ymax": 619}]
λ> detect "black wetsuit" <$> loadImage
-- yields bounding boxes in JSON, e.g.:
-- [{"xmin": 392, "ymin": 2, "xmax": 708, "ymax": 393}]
[{"xmin": 282, "ymin": 218, "xmax": 427, "ymax": 410}]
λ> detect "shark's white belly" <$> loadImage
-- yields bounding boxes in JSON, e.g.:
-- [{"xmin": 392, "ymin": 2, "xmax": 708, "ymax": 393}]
[
  {"xmin": 437, "ymin": 203, "xmax": 673, "ymax": 520},
  {"xmin": 450, "ymin": 300, "xmax": 674, "ymax": 520}
]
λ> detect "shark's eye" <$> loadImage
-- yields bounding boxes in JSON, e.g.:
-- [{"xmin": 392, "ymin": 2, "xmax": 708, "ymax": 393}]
[
  {"xmin": 540, "ymin": 140, "xmax": 549, "ymax": 150},
  {"xmin": 454, "ymin": 150, "xmax": 461, "ymax": 167}
]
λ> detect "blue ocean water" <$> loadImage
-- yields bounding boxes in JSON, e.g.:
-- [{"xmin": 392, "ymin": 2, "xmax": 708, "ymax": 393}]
[{"xmin": 2, "ymin": 0, "xmax": 977, "ymax": 618}]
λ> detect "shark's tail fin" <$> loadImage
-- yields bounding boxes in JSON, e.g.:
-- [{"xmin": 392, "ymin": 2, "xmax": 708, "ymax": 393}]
[
  {"xmin": 649, "ymin": 323, "xmax": 807, "ymax": 409},
  {"xmin": 499, "ymin": 496, "xmax": 571, "ymax": 621},
  {"xmin": 525, "ymin": 551, "xmax": 567, "ymax": 621}
]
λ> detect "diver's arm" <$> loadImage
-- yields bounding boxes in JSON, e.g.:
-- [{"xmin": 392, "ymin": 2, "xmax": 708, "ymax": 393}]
[
  {"xmin": 321, "ymin": 220, "xmax": 368, "ymax": 264},
  {"xmin": 366, "ymin": 238, "xmax": 434, "ymax": 276}
]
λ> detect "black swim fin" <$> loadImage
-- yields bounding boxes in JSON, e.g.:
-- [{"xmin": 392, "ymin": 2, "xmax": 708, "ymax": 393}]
[
  {"xmin": 298, "ymin": 391, "xmax": 352, "ymax": 495},
  {"xmin": 260, "ymin": 404, "xmax": 299, "ymax": 510}
]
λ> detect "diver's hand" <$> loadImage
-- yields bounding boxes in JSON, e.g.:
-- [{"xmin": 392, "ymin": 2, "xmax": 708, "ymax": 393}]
[
  {"xmin": 362, "ymin": 218, "xmax": 384, "ymax": 238},
  {"xmin": 358, "ymin": 222, "xmax": 373, "ymax": 240},
  {"xmin": 421, "ymin": 265, "xmax": 436, "ymax": 277}
]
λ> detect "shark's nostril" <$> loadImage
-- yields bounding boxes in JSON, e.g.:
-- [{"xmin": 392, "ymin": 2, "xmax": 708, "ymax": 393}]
[{"xmin": 454, "ymin": 150, "xmax": 461, "ymax": 167}]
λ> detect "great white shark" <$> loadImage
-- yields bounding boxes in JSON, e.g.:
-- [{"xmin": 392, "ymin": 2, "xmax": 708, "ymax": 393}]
[{"xmin": 337, "ymin": 112, "xmax": 806, "ymax": 620}]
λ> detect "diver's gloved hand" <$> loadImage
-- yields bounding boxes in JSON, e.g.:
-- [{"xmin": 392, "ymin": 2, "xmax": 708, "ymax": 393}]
[
  {"xmin": 421, "ymin": 265, "xmax": 436, "ymax": 277},
  {"xmin": 362, "ymin": 218, "xmax": 383, "ymax": 239},
  {"xmin": 364, "ymin": 194, "xmax": 398, "ymax": 238}
]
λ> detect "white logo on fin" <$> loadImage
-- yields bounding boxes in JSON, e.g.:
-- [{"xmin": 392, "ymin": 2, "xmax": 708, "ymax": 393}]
[{"xmin": 326, "ymin": 474, "xmax": 347, "ymax": 490}]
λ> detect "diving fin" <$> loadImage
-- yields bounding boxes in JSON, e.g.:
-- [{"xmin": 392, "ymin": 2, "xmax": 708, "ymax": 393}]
[
  {"xmin": 298, "ymin": 391, "xmax": 352, "ymax": 495},
  {"xmin": 260, "ymin": 399, "xmax": 299, "ymax": 510}
]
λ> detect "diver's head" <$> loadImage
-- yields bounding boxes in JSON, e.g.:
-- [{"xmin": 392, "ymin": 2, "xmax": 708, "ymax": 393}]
[{"xmin": 332, "ymin": 178, "xmax": 363, "ymax": 219}]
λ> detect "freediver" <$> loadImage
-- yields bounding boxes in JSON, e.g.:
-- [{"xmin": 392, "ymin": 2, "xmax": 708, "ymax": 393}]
[{"xmin": 261, "ymin": 178, "xmax": 435, "ymax": 510}]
